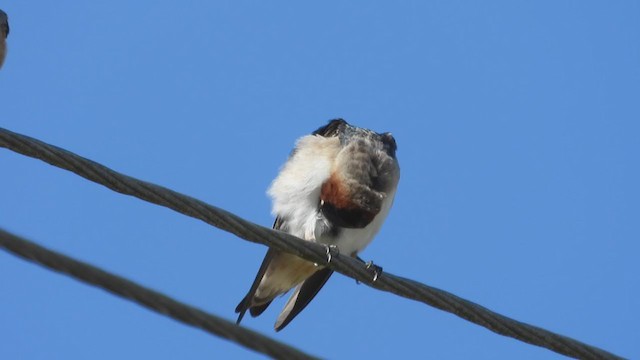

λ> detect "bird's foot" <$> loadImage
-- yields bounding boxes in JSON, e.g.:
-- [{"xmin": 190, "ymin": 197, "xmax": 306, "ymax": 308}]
[
  {"xmin": 365, "ymin": 261, "xmax": 383, "ymax": 282},
  {"xmin": 324, "ymin": 244, "xmax": 339, "ymax": 264},
  {"xmin": 354, "ymin": 256, "xmax": 383, "ymax": 283}
]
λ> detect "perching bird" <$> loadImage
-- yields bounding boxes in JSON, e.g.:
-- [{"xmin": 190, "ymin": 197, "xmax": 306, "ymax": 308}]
[
  {"xmin": 0, "ymin": 9, "xmax": 8, "ymax": 69},
  {"xmin": 235, "ymin": 119, "xmax": 400, "ymax": 331}
]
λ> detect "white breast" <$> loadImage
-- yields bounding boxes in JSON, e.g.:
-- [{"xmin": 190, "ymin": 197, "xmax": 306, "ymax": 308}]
[{"xmin": 268, "ymin": 135, "xmax": 341, "ymax": 240}]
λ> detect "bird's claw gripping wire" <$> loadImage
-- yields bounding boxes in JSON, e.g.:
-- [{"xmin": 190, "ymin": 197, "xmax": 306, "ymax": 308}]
[
  {"xmin": 314, "ymin": 244, "xmax": 339, "ymax": 266},
  {"xmin": 324, "ymin": 244, "xmax": 339, "ymax": 264},
  {"xmin": 354, "ymin": 256, "xmax": 383, "ymax": 283},
  {"xmin": 365, "ymin": 261, "xmax": 383, "ymax": 282}
]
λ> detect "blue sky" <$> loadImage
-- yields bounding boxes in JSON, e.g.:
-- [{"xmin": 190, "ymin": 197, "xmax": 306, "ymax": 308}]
[{"xmin": 1, "ymin": 2, "xmax": 637, "ymax": 359}]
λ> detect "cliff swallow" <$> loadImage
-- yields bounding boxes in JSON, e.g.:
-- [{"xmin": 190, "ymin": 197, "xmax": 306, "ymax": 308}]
[
  {"xmin": 235, "ymin": 119, "xmax": 400, "ymax": 331},
  {"xmin": 0, "ymin": 10, "xmax": 8, "ymax": 69}
]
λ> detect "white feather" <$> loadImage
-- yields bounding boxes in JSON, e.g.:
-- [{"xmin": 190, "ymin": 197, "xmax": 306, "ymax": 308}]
[{"xmin": 268, "ymin": 135, "xmax": 341, "ymax": 240}]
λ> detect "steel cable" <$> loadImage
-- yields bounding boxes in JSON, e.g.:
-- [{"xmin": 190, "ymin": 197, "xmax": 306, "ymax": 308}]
[
  {"xmin": 0, "ymin": 127, "xmax": 624, "ymax": 360},
  {"xmin": 0, "ymin": 228, "xmax": 318, "ymax": 360}
]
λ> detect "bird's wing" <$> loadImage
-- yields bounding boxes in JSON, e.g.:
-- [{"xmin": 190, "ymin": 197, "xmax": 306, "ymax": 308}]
[
  {"xmin": 236, "ymin": 216, "xmax": 332, "ymax": 329},
  {"xmin": 234, "ymin": 218, "xmax": 283, "ymax": 324},
  {"xmin": 274, "ymin": 267, "xmax": 334, "ymax": 331}
]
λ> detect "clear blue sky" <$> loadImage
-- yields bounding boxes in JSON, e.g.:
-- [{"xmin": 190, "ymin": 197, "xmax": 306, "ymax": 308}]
[{"xmin": 1, "ymin": 2, "xmax": 637, "ymax": 359}]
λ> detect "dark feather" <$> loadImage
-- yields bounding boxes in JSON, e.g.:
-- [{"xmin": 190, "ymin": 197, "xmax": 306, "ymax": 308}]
[
  {"xmin": 313, "ymin": 118, "xmax": 347, "ymax": 137},
  {"xmin": 0, "ymin": 10, "xmax": 8, "ymax": 38},
  {"xmin": 249, "ymin": 300, "xmax": 273, "ymax": 317},
  {"xmin": 274, "ymin": 267, "xmax": 334, "ymax": 331},
  {"xmin": 320, "ymin": 202, "xmax": 377, "ymax": 228},
  {"xmin": 235, "ymin": 218, "xmax": 285, "ymax": 324},
  {"xmin": 235, "ymin": 248, "xmax": 278, "ymax": 323}
]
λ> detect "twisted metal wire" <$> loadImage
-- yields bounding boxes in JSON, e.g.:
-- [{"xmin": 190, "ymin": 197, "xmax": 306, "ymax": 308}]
[
  {"xmin": 0, "ymin": 127, "xmax": 624, "ymax": 360},
  {"xmin": 0, "ymin": 228, "xmax": 318, "ymax": 360}
]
